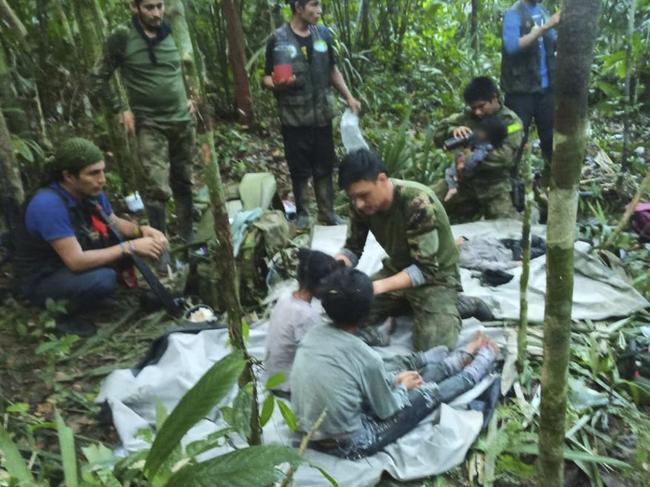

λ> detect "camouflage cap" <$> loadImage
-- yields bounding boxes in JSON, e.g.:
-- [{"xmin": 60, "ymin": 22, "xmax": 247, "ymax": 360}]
[{"xmin": 53, "ymin": 137, "xmax": 103, "ymax": 174}]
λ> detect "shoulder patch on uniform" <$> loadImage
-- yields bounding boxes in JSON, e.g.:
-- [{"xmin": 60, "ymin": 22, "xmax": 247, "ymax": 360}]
[
  {"xmin": 405, "ymin": 190, "xmax": 436, "ymax": 231},
  {"xmin": 507, "ymin": 122, "xmax": 522, "ymax": 134}
]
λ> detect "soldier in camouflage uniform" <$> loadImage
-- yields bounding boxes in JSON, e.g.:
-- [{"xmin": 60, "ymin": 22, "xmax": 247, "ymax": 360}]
[
  {"xmin": 336, "ymin": 149, "xmax": 461, "ymax": 351},
  {"xmin": 90, "ymin": 0, "xmax": 194, "ymax": 242},
  {"xmin": 433, "ymin": 77, "xmax": 523, "ymax": 222}
]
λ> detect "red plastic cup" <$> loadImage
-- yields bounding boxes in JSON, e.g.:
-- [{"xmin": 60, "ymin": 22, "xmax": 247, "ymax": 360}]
[{"xmin": 273, "ymin": 63, "xmax": 294, "ymax": 84}]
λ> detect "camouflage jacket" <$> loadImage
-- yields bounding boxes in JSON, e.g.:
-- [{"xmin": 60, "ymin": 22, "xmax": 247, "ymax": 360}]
[
  {"xmin": 433, "ymin": 104, "xmax": 524, "ymax": 181},
  {"xmin": 342, "ymin": 179, "xmax": 460, "ymax": 289}
]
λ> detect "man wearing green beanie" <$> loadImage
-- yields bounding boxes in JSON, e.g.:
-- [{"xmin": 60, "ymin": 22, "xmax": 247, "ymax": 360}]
[{"xmin": 14, "ymin": 137, "xmax": 168, "ymax": 336}]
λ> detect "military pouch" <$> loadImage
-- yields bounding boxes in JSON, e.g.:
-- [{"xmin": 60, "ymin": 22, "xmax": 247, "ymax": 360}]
[{"xmin": 510, "ymin": 177, "xmax": 525, "ymax": 212}]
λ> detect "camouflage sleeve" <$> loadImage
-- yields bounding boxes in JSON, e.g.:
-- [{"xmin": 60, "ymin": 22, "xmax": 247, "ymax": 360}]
[
  {"xmin": 433, "ymin": 112, "xmax": 468, "ymax": 147},
  {"xmin": 89, "ymin": 27, "xmax": 128, "ymax": 114},
  {"xmin": 341, "ymin": 206, "xmax": 369, "ymax": 266},
  {"xmin": 404, "ymin": 191, "xmax": 441, "ymax": 285},
  {"xmin": 480, "ymin": 118, "xmax": 524, "ymax": 173}
]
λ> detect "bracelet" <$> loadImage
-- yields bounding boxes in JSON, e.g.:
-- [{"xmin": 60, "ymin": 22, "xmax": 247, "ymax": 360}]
[
  {"xmin": 119, "ymin": 242, "xmax": 127, "ymax": 257},
  {"xmin": 127, "ymin": 241, "xmax": 135, "ymax": 254},
  {"xmin": 134, "ymin": 225, "xmax": 142, "ymax": 238}
]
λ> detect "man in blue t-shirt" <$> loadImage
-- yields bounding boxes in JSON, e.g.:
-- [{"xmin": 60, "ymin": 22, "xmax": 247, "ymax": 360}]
[
  {"xmin": 501, "ymin": 0, "xmax": 559, "ymax": 175},
  {"xmin": 14, "ymin": 138, "xmax": 168, "ymax": 335}
]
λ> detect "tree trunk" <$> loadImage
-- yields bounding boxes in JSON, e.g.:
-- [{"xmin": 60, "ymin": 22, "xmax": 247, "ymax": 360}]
[
  {"xmin": 0, "ymin": 108, "xmax": 25, "ymax": 241},
  {"xmin": 71, "ymin": 0, "xmax": 104, "ymax": 68},
  {"xmin": 167, "ymin": 0, "xmax": 261, "ymax": 446},
  {"xmin": 621, "ymin": 0, "xmax": 637, "ymax": 171},
  {"xmin": 0, "ymin": 0, "xmax": 28, "ymax": 40},
  {"xmin": 471, "ymin": 0, "xmax": 480, "ymax": 55},
  {"xmin": 537, "ymin": 2, "xmax": 601, "ymax": 486},
  {"xmin": 518, "ymin": 147, "xmax": 532, "ymax": 373},
  {"xmin": 358, "ymin": 0, "xmax": 371, "ymax": 50},
  {"xmin": 222, "ymin": 0, "xmax": 254, "ymax": 124}
]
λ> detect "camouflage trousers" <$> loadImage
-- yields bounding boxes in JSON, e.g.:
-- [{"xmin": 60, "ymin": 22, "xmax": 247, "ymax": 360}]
[
  {"xmin": 433, "ymin": 177, "xmax": 518, "ymax": 223},
  {"xmin": 136, "ymin": 120, "xmax": 194, "ymax": 204},
  {"xmin": 367, "ymin": 268, "xmax": 461, "ymax": 351}
]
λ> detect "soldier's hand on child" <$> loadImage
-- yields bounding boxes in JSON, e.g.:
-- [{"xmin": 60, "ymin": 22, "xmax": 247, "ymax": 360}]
[
  {"xmin": 394, "ymin": 371, "xmax": 424, "ymax": 390},
  {"xmin": 119, "ymin": 110, "xmax": 136, "ymax": 137},
  {"xmin": 452, "ymin": 126, "xmax": 472, "ymax": 138}
]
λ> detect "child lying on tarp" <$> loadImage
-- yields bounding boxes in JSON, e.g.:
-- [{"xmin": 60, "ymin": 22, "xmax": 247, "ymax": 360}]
[
  {"xmin": 263, "ymin": 249, "xmax": 339, "ymax": 393},
  {"xmin": 291, "ymin": 267, "xmax": 498, "ymax": 459}
]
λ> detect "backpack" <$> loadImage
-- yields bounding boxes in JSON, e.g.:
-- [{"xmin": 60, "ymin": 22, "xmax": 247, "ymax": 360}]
[{"xmin": 631, "ymin": 202, "xmax": 650, "ymax": 241}]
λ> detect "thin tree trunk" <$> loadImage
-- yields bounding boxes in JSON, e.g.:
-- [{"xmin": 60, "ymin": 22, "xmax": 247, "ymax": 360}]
[
  {"xmin": 0, "ymin": 108, "xmax": 25, "ymax": 240},
  {"xmin": 361, "ymin": 0, "xmax": 371, "ymax": 49},
  {"xmin": 537, "ymin": 2, "xmax": 601, "ymax": 486},
  {"xmin": 0, "ymin": 0, "xmax": 28, "ymax": 40},
  {"xmin": 603, "ymin": 166, "xmax": 650, "ymax": 249},
  {"xmin": 222, "ymin": 0, "xmax": 254, "ymax": 123},
  {"xmin": 518, "ymin": 147, "xmax": 532, "ymax": 373},
  {"xmin": 167, "ymin": 0, "xmax": 261, "ymax": 446},
  {"xmin": 471, "ymin": 0, "xmax": 480, "ymax": 55},
  {"xmin": 621, "ymin": 0, "xmax": 637, "ymax": 171}
]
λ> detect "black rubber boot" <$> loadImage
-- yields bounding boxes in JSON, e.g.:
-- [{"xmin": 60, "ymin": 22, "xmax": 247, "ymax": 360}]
[
  {"xmin": 292, "ymin": 178, "xmax": 311, "ymax": 231},
  {"xmin": 145, "ymin": 200, "xmax": 171, "ymax": 271},
  {"xmin": 457, "ymin": 295, "xmax": 494, "ymax": 321},
  {"xmin": 174, "ymin": 193, "xmax": 194, "ymax": 243},
  {"xmin": 314, "ymin": 177, "xmax": 344, "ymax": 225},
  {"xmin": 145, "ymin": 200, "xmax": 168, "ymax": 235}
]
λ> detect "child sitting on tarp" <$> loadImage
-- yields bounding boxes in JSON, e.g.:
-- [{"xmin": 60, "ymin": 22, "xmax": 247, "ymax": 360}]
[
  {"xmin": 291, "ymin": 267, "xmax": 498, "ymax": 459},
  {"xmin": 263, "ymin": 249, "xmax": 339, "ymax": 395},
  {"xmin": 444, "ymin": 115, "xmax": 508, "ymax": 202}
]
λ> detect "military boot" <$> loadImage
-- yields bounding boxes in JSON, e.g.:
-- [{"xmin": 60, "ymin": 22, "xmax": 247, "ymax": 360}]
[
  {"xmin": 314, "ymin": 177, "xmax": 344, "ymax": 225},
  {"xmin": 292, "ymin": 178, "xmax": 311, "ymax": 232},
  {"xmin": 457, "ymin": 295, "xmax": 494, "ymax": 321},
  {"xmin": 174, "ymin": 193, "xmax": 194, "ymax": 243},
  {"xmin": 145, "ymin": 200, "xmax": 168, "ymax": 235},
  {"xmin": 145, "ymin": 200, "xmax": 171, "ymax": 271}
]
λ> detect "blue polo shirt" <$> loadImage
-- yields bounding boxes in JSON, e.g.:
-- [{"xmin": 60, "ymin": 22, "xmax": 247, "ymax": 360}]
[
  {"xmin": 25, "ymin": 182, "xmax": 113, "ymax": 242},
  {"xmin": 503, "ymin": 3, "xmax": 557, "ymax": 89}
]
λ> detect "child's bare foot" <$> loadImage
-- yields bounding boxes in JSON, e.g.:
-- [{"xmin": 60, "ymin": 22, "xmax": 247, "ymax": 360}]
[{"xmin": 464, "ymin": 331, "xmax": 487, "ymax": 356}]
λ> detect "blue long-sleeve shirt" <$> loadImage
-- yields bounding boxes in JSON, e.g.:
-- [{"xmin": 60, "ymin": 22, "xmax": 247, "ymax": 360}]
[{"xmin": 502, "ymin": 3, "xmax": 557, "ymax": 89}]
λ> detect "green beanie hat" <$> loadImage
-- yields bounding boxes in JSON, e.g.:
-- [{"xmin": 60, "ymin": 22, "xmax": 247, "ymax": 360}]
[{"xmin": 54, "ymin": 137, "xmax": 104, "ymax": 174}]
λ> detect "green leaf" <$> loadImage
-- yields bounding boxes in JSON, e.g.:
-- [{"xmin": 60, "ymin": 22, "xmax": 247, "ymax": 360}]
[
  {"xmin": 260, "ymin": 394, "xmax": 275, "ymax": 427},
  {"xmin": 507, "ymin": 443, "xmax": 630, "ymax": 468},
  {"xmin": 185, "ymin": 427, "xmax": 235, "ymax": 457},
  {"xmin": 164, "ymin": 445, "xmax": 302, "ymax": 487},
  {"xmin": 264, "ymin": 372, "xmax": 286, "ymax": 390},
  {"xmin": 277, "ymin": 399, "xmax": 297, "ymax": 432},
  {"xmin": 56, "ymin": 411, "xmax": 79, "ymax": 487},
  {"xmin": 231, "ymin": 383, "xmax": 253, "ymax": 438},
  {"xmin": 144, "ymin": 352, "xmax": 246, "ymax": 479},
  {"xmin": 0, "ymin": 423, "xmax": 34, "ymax": 483},
  {"xmin": 11, "ymin": 138, "xmax": 34, "ymax": 163},
  {"xmin": 312, "ymin": 465, "xmax": 340, "ymax": 486},
  {"xmin": 155, "ymin": 399, "xmax": 169, "ymax": 431},
  {"xmin": 5, "ymin": 403, "xmax": 29, "ymax": 414}
]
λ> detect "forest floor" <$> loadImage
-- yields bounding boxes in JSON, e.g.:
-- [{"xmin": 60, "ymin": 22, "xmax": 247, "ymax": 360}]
[{"xmin": 1, "ymin": 122, "xmax": 649, "ymax": 487}]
